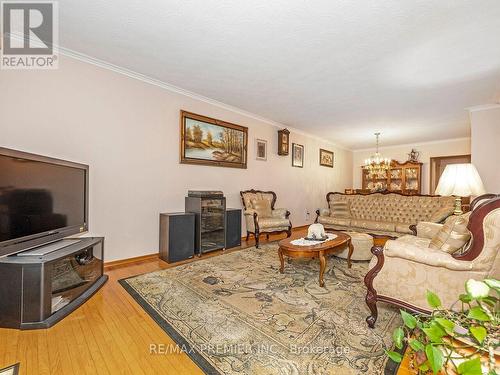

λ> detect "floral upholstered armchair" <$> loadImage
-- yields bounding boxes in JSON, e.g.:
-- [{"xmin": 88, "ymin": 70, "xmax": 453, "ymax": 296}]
[
  {"xmin": 364, "ymin": 194, "xmax": 500, "ymax": 328},
  {"xmin": 240, "ymin": 189, "xmax": 292, "ymax": 248}
]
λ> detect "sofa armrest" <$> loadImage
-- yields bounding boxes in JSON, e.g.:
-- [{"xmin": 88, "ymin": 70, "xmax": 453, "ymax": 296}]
[
  {"xmin": 272, "ymin": 208, "xmax": 289, "ymax": 219},
  {"xmin": 416, "ymin": 221, "xmax": 443, "ymax": 239},
  {"xmin": 384, "ymin": 240, "xmax": 472, "ymax": 271},
  {"xmin": 243, "ymin": 209, "xmax": 258, "ymax": 233}
]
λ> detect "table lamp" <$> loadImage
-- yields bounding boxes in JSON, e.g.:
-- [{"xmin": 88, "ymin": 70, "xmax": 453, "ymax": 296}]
[{"xmin": 435, "ymin": 163, "xmax": 486, "ymax": 215}]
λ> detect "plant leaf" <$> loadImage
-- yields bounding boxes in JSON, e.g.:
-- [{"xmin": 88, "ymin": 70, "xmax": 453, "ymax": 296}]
[
  {"xmin": 466, "ymin": 279, "xmax": 490, "ymax": 299},
  {"xmin": 418, "ymin": 362, "xmax": 429, "ymax": 372},
  {"xmin": 467, "ymin": 306, "xmax": 491, "ymax": 322},
  {"xmin": 426, "ymin": 290, "xmax": 442, "ymax": 309},
  {"xmin": 482, "ymin": 296, "xmax": 498, "ymax": 307},
  {"xmin": 457, "ymin": 357, "xmax": 482, "ymax": 375},
  {"xmin": 434, "ymin": 318, "xmax": 455, "ymax": 335},
  {"xmin": 386, "ymin": 350, "xmax": 403, "ymax": 363},
  {"xmin": 393, "ymin": 327, "xmax": 404, "ymax": 349},
  {"xmin": 409, "ymin": 339, "xmax": 425, "ymax": 352},
  {"xmin": 400, "ymin": 310, "xmax": 417, "ymax": 329},
  {"xmin": 483, "ymin": 278, "xmax": 500, "ymax": 291},
  {"xmin": 425, "ymin": 344, "xmax": 444, "ymax": 374},
  {"xmin": 469, "ymin": 326, "xmax": 487, "ymax": 344},
  {"xmin": 423, "ymin": 322, "xmax": 446, "ymax": 343},
  {"xmin": 459, "ymin": 293, "xmax": 472, "ymax": 303}
]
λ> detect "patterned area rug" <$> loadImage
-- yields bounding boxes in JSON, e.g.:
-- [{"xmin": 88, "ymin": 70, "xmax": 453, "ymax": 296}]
[
  {"xmin": 0, "ymin": 364, "xmax": 19, "ymax": 375},
  {"xmin": 120, "ymin": 243, "xmax": 401, "ymax": 374}
]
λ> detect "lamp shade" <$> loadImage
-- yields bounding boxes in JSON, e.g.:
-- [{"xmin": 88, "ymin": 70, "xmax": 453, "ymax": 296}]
[{"xmin": 435, "ymin": 163, "xmax": 486, "ymax": 197}]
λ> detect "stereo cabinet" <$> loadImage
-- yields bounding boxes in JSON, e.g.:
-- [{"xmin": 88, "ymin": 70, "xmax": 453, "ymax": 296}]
[{"xmin": 185, "ymin": 195, "xmax": 226, "ymax": 255}]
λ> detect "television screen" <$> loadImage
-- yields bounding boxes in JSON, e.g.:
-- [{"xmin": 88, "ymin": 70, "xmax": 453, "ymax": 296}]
[{"xmin": 0, "ymin": 151, "xmax": 87, "ymax": 250}]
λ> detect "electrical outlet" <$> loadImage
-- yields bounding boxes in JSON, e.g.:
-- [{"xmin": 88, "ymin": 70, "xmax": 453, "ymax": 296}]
[{"xmin": 305, "ymin": 210, "xmax": 310, "ymax": 221}]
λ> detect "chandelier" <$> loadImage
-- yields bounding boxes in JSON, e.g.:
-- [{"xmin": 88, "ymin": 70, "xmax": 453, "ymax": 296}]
[{"xmin": 364, "ymin": 132, "xmax": 391, "ymax": 175}]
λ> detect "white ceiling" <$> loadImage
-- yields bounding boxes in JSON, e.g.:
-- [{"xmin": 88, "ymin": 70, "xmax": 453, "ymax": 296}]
[{"xmin": 60, "ymin": 0, "xmax": 500, "ymax": 149}]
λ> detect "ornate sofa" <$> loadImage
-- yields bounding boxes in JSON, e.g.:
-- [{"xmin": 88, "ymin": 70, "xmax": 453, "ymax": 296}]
[
  {"xmin": 364, "ymin": 194, "xmax": 500, "ymax": 328},
  {"xmin": 240, "ymin": 189, "xmax": 292, "ymax": 248},
  {"xmin": 316, "ymin": 192, "xmax": 455, "ymax": 237}
]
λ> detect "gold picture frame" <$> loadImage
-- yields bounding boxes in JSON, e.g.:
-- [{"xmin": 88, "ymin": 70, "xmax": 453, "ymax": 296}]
[
  {"xmin": 319, "ymin": 149, "xmax": 334, "ymax": 168},
  {"xmin": 180, "ymin": 110, "xmax": 248, "ymax": 169}
]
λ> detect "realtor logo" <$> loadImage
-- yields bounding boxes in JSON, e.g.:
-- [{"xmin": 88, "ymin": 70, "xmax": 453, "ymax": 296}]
[{"xmin": 1, "ymin": 1, "xmax": 58, "ymax": 69}]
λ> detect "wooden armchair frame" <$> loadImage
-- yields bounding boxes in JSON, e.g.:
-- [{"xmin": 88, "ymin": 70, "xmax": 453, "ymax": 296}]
[{"xmin": 240, "ymin": 189, "xmax": 291, "ymax": 248}]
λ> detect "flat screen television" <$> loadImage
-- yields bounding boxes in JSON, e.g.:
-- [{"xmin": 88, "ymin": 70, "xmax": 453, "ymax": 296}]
[{"xmin": 0, "ymin": 147, "xmax": 89, "ymax": 257}]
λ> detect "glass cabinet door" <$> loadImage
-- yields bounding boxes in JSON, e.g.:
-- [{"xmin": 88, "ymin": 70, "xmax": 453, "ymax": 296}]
[
  {"xmin": 51, "ymin": 243, "xmax": 103, "ymax": 313},
  {"xmin": 200, "ymin": 198, "xmax": 225, "ymax": 252},
  {"xmin": 404, "ymin": 168, "xmax": 419, "ymax": 191},
  {"xmin": 389, "ymin": 168, "xmax": 403, "ymax": 191}
]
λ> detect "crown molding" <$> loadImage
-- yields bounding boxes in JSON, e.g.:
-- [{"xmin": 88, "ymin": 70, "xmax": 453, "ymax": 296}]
[
  {"xmin": 58, "ymin": 46, "xmax": 351, "ymax": 151},
  {"xmin": 353, "ymin": 137, "xmax": 471, "ymax": 153},
  {"xmin": 466, "ymin": 103, "xmax": 500, "ymax": 112}
]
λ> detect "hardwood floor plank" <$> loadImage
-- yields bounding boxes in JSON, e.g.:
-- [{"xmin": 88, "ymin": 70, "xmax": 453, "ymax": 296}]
[{"xmin": 35, "ymin": 331, "xmax": 50, "ymax": 375}]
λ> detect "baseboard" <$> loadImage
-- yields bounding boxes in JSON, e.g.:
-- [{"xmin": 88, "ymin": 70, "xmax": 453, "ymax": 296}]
[
  {"xmin": 104, "ymin": 253, "xmax": 159, "ymax": 269},
  {"xmin": 105, "ymin": 225, "xmax": 309, "ymax": 269}
]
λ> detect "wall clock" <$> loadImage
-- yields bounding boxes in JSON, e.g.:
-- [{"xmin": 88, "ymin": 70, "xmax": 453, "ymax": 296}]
[{"xmin": 277, "ymin": 128, "xmax": 290, "ymax": 156}]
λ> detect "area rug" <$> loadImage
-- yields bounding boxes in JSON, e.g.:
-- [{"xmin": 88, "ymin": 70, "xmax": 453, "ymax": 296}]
[
  {"xmin": 120, "ymin": 243, "xmax": 401, "ymax": 374},
  {"xmin": 0, "ymin": 364, "xmax": 19, "ymax": 375}
]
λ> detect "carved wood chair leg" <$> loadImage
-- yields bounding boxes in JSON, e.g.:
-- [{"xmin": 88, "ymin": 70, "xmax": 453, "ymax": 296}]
[
  {"xmin": 266, "ymin": 234, "xmax": 270, "ymax": 240},
  {"xmin": 255, "ymin": 232, "xmax": 260, "ymax": 248},
  {"xmin": 246, "ymin": 232, "xmax": 250, "ymax": 241},
  {"xmin": 363, "ymin": 245, "xmax": 385, "ymax": 328},
  {"xmin": 365, "ymin": 292, "xmax": 378, "ymax": 328}
]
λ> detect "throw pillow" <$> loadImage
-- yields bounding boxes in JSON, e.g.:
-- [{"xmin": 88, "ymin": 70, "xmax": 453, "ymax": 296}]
[
  {"xmin": 251, "ymin": 199, "xmax": 272, "ymax": 218},
  {"xmin": 429, "ymin": 213, "xmax": 471, "ymax": 254},
  {"xmin": 329, "ymin": 200, "xmax": 351, "ymax": 218},
  {"xmin": 429, "ymin": 206, "xmax": 454, "ymax": 223}
]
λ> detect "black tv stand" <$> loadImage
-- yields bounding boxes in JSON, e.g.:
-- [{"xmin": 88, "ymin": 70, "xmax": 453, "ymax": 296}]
[{"xmin": 0, "ymin": 237, "xmax": 107, "ymax": 329}]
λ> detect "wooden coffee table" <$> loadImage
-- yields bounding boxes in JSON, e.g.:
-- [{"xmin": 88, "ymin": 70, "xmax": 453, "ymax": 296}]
[{"xmin": 278, "ymin": 231, "xmax": 353, "ymax": 287}]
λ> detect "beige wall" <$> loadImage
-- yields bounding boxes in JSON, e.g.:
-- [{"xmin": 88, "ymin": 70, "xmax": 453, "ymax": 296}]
[
  {"xmin": 0, "ymin": 56, "xmax": 353, "ymax": 261},
  {"xmin": 352, "ymin": 138, "xmax": 471, "ymax": 194},
  {"xmin": 470, "ymin": 105, "xmax": 500, "ymax": 193}
]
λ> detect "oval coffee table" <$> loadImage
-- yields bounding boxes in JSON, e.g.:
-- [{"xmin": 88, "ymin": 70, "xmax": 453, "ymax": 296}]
[{"xmin": 278, "ymin": 231, "xmax": 353, "ymax": 287}]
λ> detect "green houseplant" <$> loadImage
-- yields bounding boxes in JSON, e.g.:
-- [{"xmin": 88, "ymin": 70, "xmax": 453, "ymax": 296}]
[{"xmin": 387, "ymin": 278, "xmax": 499, "ymax": 375}]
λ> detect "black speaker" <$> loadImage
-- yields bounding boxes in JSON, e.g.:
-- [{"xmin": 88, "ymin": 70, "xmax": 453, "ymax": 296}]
[
  {"xmin": 225, "ymin": 209, "xmax": 242, "ymax": 249},
  {"xmin": 159, "ymin": 213, "xmax": 195, "ymax": 263}
]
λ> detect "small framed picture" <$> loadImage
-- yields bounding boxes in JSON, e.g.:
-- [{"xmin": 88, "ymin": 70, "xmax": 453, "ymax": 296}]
[
  {"xmin": 292, "ymin": 143, "xmax": 304, "ymax": 168},
  {"xmin": 319, "ymin": 148, "xmax": 334, "ymax": 168},
  {"xmin": 255, "ymin": 139, "xmax": 267, "ymax": 161}
]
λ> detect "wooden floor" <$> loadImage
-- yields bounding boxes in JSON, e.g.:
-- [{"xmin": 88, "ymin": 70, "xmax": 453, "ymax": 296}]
[
  {"xmin": 0, "ymin": 231, "xmax": 299, "ymax": 375},
  {"xmin": 0, "ymin": 229, "xmax": 409, "ymax": 375}
]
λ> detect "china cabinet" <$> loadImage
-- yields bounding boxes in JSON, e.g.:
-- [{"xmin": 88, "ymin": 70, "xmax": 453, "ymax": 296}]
[{"xmin": 361, "ymin": 161, "xmax": 422, "ymax": 195}]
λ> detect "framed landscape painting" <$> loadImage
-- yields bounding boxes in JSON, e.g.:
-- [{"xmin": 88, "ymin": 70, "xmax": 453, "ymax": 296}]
[
  {"xmin": 180, "ymin": 110, "xmax": 248, "ymax": 169},
  {"xmin": 292, "ymin": 143, "xmax": 304, "ymax": 168},
  {"xmin": 319, "ymin": 148, "xmax": 334, "ymax": 167}
]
